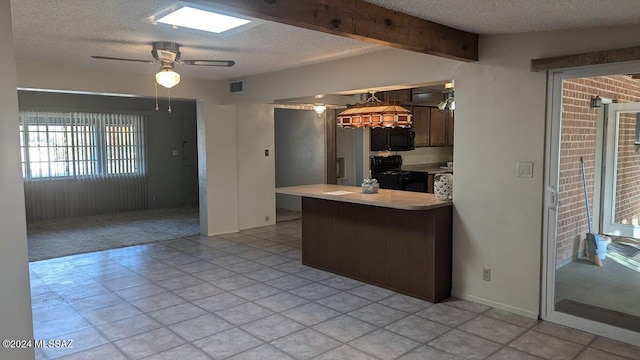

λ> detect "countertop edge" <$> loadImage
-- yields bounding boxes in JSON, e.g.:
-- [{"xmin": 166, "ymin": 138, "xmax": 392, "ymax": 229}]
[{"xmin": 276, "ymin": 184, "xmax": 452, "ymax": 211}]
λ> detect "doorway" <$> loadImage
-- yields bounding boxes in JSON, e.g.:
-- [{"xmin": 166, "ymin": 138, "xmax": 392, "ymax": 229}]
[
  {"xmin": 601, "ymin": 103, "xmax": 640, "ymax": 238},
  {"xmin": 542, "ymin": 63, "xmax": 640, "ymax": 346},
  {"xmin": 20, "ymin": 91, "xmax": 201, "ymax": 261}
]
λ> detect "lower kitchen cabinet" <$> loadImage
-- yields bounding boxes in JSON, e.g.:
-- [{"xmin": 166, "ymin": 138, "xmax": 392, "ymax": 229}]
[{"xmin": 427, "ymin": 173, "xmax": 434, "ymax": 193}]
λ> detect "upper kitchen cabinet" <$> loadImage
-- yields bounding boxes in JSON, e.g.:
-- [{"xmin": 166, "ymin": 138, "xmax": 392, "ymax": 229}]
[
  {"xmin": 413, "ymin": 106, "xmax": 430, "ymax": 147},
  {"xmin": 447, "ymin": 111, "xmax": 454, "ymax": 146},
  {"xmin": 412, "ymin": 106, "xmax": 453, "ymax": 147},
  {"xmin": 429, "ymin": 108, "xmax": 446, "ymax": 146},
  {"xmin": 381, "ymin": 89, "xmax": 412, "ymax": 103}
]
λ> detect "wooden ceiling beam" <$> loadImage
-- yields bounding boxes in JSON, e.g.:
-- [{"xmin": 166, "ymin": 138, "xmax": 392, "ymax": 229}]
[
  {"xmin": 203, "ymin": 0, "xmax": 478, "ymax": 62},
  {"xmin": 531, "ymin": 46, "xmax": 640, "ymax": 72}
]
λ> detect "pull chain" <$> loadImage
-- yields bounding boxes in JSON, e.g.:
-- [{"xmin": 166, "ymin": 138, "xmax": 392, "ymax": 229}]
[
  {"xmin": 168, "ymin": 88, "xmax": 172, "ymax": 113},
  {"xmin": 154, "ymin": 81, "xmax": 159, "ymax": 111}
]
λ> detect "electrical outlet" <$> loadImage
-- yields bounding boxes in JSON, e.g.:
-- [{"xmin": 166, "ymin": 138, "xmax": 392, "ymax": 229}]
[
  {"xmin": 482, "ymin": 267, "xmax": 491, "ymax": 281},
  {"xmin": 264, "ymin": 149, "xmax": 269, "ymax": 156},
  {"xmin": 265, "ymin": 216, "xmax": 270, "ymax": 221}
]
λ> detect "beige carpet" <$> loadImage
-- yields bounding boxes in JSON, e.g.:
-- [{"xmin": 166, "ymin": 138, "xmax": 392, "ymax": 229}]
[
  {"xmin": 28, "ymin": 205, "xmax": 200, "ymax": 262},
  {"xmin": 276, "ymin": 208, "xmax": 302, "ymax": 223},
  {"xmin": 29, "ymin": 206, "xmax": 302, "ymax": 262}
]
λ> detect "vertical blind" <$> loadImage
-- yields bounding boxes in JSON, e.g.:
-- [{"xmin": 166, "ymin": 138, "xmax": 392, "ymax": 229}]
[{"xmin": 19, "ymin": 111, "xmax": 148, "ymax": 221}]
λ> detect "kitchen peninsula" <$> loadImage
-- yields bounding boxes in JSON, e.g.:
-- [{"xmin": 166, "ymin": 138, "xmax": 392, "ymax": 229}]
[{"xmin": 276, "ymin": 184, "xmax": 452, "ymax": 302}]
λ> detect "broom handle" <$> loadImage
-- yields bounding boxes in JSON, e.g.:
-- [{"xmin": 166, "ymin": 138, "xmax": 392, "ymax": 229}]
[{"xmin": 580, "ymin": 157, "xmax": 594, "ymax": 234}]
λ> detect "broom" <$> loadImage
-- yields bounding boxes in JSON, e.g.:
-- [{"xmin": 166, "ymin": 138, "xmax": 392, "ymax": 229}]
[{"xmin": 580, "ymin": 157, "xmax": 602, "ymax": 267}]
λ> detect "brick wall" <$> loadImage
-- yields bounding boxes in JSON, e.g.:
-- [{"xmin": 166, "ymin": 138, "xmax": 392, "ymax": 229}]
[{"xmin": 557, "ymin": 75, "xmax": 640, "ymax": 265}]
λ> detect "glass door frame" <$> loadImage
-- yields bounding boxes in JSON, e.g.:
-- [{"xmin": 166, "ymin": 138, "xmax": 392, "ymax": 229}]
[
  {"xmin": 541, "ymin": 61, "xmax": 640, "ymax": 346},
  {"xmin": 602, "ymin": 102, "xmax": 640, "ymax": 238}
]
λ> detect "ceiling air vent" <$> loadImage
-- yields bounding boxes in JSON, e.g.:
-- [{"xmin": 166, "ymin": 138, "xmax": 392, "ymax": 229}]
[{"xmin": 229, "ymin": 80, "xmax": 244, "ymax": 94}]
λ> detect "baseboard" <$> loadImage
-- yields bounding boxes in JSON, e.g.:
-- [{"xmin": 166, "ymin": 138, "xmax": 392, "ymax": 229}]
[{"xmin": 451, "ymin": 291, "xmax": 539, "ymax": 319}]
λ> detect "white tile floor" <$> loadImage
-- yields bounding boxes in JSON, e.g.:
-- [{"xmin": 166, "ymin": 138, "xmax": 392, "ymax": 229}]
[{"xmin": 29, "ymin": 220, "xmax": 640, "ymax": 359}]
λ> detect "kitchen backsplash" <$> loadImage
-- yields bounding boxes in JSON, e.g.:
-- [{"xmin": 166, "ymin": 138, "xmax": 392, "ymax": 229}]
[{"xmin": 371, "ymin": 146, "xmax": 452, "ymax": 165}]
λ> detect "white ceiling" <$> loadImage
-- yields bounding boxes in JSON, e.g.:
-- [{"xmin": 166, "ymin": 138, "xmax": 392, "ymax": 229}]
[{"xmin": 9, "ymin": 0, "xmax": 640, "ymax": 82}]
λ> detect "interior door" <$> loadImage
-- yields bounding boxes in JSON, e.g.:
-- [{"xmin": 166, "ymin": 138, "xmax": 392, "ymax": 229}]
[{"xmin": 602, "ymin": 102, "xmax": 640, "ymax": 239}]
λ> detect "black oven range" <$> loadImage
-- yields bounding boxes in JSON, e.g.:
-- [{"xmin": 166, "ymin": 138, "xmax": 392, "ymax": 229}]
[{"xmin": 370, "ymin": 155, "xmax": 428, "ymax": 193}]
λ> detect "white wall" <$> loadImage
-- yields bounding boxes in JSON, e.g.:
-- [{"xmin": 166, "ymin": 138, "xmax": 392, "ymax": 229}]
[
  {"xmin": 237, "ymin": 104, "xmax": 276, "ymax": 230},
  {"xmin": 452, "ymin": 25, "xmax": 640, "ymax": 317},
  {"xmin": 218, "ymin": 49, "xmax": 461, "ymax": 104},
  {"xmin": 274, "ymin": 109, "xmax": 326, "ymax": 211},
  {"xmin": 0, "ymin": 1, "xmax": 34, "ymax": 359},
  {"xmin": 336, "ymin": 127, "xmax": 357, "ymax": 186},
  {"xmin": 452, "ymin": 42, "xmax": 547, "ymax": 318}
]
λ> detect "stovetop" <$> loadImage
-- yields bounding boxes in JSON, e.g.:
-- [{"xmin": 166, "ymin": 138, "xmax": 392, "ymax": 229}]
[{"xmin": 378, "ymin": 170, "xmax": 418, "ymax": 176}]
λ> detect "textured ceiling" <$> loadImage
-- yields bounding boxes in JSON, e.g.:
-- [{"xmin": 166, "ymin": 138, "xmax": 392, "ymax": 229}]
[
  {"xmin": 10, "ymin": 0, "xmax": 382, "ymax": 81},
  {"xmin": 366, "ymin": 0, "xmax": 640, "ymax": 34},
  {"xmin": 9, "ymin": 0, "xmax": 640, "ymax": 82}
]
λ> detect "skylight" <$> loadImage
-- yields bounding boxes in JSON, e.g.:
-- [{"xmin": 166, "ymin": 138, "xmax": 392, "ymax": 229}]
[{"xmin": 157, "ymin": 6, "xmax": 251, "ymax": 34}]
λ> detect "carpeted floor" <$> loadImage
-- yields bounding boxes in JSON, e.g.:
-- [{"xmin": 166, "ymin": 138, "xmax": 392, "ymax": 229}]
[
  {"xmin": 276, "ymin": 208, "xmax": 302, "ymax": 223},
  {"xmin": 28, "ymin": 206, "xmax": 303, "ymax": 262},
  {"xmin": 27, "ymin": 206, "xmax": 200, "ymax": 262}
]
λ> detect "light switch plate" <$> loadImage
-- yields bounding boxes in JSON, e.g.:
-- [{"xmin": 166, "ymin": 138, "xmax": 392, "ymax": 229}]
[
  {"xmin": 172, "ymin": 149, "xmax": 179, "ymax": 156},
  {"xmin": 517, "ymin": 161, "xmax": 533, "ymax": 178}
]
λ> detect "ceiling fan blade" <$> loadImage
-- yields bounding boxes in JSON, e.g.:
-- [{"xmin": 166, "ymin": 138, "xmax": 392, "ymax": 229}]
[
  {"xmin": 91, "ymin": 55, "xmax": 156, "ymax": 64},
  {"xmin": 179, "ymin": 59, "xmax": 235, "ymax": 67}
]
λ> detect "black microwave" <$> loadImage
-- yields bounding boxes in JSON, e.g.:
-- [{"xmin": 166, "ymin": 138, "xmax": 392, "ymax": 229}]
[{"xmin": 371, "ymin": 127, "xmax": 415, "ymax": 151}]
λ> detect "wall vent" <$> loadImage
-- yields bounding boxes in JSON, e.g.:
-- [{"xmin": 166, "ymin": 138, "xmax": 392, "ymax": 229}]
[{"xmin": 229, "ymin": 80, "xmax": 244, "ymax": 94}]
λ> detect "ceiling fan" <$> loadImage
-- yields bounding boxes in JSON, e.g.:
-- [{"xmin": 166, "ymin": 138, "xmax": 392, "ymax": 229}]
[{"xmin": 91, "ymin": 41, "xmax": 235, "ymax": 88}]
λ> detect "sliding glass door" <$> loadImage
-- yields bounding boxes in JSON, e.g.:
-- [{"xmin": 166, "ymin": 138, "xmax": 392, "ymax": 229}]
[{"xmin": 542, "ymin": 62, "xmax": 640, "ymax": 347}]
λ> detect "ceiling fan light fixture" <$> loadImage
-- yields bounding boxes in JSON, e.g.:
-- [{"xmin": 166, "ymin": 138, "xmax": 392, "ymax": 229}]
[
  {"xmin": 156, "ymin": 66, "xmax": 181, "ymax": 88},
  {"xmin": 314, "ymin": 105, "xmax": 327, "ymax": 115},
  {"xmin": 156, "ymin": 6, "xmax": 250, "ymax": 34}
]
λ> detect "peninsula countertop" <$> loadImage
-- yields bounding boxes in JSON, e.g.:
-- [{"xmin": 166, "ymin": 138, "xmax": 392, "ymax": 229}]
[{"xmin": 276, "ymin": 184, "xmax": 451, "ymax": 211}]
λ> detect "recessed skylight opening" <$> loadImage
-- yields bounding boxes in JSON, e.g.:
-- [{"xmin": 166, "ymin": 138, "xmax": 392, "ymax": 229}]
[{"xmin": 157, "ymin": 6, "xmax": 251, "ymax": 34}]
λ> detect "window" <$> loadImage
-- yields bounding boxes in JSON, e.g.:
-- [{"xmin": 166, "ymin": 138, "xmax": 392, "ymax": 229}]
[{"xmin": 19, "ymin": 111, "xmax": 146, "ymax": 179}]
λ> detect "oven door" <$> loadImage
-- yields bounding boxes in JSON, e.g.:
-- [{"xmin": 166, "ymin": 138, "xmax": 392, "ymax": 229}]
[
  {"xmin": 401, "ymin": 172, "xmax": 428, "ymax": 192},
  {"xmin": 372, "ymin": 172, "xmax": 402, "ymax": 190}
]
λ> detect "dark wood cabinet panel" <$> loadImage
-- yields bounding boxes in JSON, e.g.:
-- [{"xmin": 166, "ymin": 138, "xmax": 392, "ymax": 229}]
[
  {"xmin": 383, "ymin": 89, "xmax": 412, "ymax": 103},
  {"xmin": 429, "ymin": 108, "xmax": 446, "ymax": 147},
  {"xmin": 301, "ymin": 197, "xmax": 452, "ymax": 302},
  {"xmin": 447, "ymin": 111, "xmax": 454, "ymax": 146},
  {"xmin": 412, "ymin": 106, "xmax": 454, "ymax": 148},
  {"xmin": 412, "ymin": 106, "xmax": 430, "ymax": 147}
]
